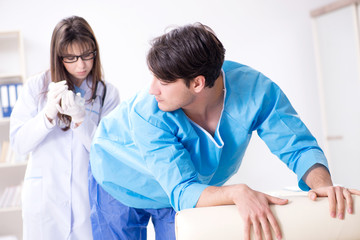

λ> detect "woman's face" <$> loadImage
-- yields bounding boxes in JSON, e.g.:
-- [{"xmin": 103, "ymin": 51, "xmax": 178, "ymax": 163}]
[{"xmin": 62, "ymin": 43, "xmax": 95, "ymax": 86}]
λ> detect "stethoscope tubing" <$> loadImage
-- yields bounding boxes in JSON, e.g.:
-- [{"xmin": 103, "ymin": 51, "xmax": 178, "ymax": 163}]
[{"xmin": 90, "ymin": 81, "xmax": 106, "ymax": 124}]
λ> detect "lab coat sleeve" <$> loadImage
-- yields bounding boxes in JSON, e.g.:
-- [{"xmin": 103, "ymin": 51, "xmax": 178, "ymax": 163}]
[
  {"xmin": 10, "ymin": 74, "xmax": 57, "ymax": 155},
  {"xmin": 252, "ymin": 73, "xmax": 328, "ymax": 191},
  {"xmin": 130, "ymin": 111, "xmax": 209, "ymax": 212},
  {"xmin": 73, "ymin": 82, "xmax": 120, "ymax": 152}
]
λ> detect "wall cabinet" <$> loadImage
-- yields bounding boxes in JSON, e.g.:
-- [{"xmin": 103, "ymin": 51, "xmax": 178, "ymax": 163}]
[{"xmin": 311, "ymin": 0, "xmax": 360, "ymax": 189}]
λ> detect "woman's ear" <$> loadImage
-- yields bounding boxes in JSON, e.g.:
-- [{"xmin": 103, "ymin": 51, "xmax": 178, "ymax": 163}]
[{"xmin": 192, "ymin": 75, "xmax": 206, "ymax": 93}]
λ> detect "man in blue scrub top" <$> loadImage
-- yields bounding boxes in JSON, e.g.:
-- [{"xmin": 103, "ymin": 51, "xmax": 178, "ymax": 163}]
[{"xmin": 89, "ymin": 23, "xmax": 359, "ymax": 240}]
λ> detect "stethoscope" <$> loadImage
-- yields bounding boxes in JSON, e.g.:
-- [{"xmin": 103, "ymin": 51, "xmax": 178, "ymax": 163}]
[{"xmin": 90, "ymin": 81, "xmax": 107, "ymax": 124}]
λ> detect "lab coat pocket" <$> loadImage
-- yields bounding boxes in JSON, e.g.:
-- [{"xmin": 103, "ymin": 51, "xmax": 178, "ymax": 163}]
[{"xmin": 22, "ymin": 167, "xmax": 43, "ymax": 217}]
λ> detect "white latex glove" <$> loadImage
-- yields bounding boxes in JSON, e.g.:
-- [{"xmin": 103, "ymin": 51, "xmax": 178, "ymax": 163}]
[
  {"xmin": 45, "ymin": 80, "xmax": 68, "ymax": 120},
  {"xmin": 56, "ymin": 90, "xmax": 86, "ymax": 124}
]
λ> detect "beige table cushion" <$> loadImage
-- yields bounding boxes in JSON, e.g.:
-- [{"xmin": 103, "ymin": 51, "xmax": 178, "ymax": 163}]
[{"xmin": 175, "ymin": 193, "xmax": 360, "ymax": 240}]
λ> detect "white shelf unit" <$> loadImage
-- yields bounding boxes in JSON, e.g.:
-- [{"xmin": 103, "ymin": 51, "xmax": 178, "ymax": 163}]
[
  {"xmin": 0, "ymin": 31, "xmax": 26, "ymax": 84},
  {"xmin": 0, "ymin": 30, "xmax": 27, "ymax": 240},
  {"xmin": 0, "ymin": 161, "xmax": 26, "ymax": 240},
  {"xmin": 0, "ymin": 118, "xmax": 10, "ymax": 143}
]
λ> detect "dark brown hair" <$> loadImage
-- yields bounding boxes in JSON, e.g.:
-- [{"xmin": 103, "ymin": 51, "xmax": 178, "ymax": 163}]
[
  {"xmin": 50, "ymin": 15, "xmax": 103, "ymax": 130},
  {"xmin": 147, "ymin": 23, "xmax": 225, "ymax": 88}
]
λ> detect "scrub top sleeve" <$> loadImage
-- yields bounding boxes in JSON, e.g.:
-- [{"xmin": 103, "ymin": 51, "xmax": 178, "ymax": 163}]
[
  {"xmin": 131, "ymin": 111, "xmax": 209, "ymax": 211},
  {"xmin": 253, "ymin": 74, "xmax": 328, "ymax": 191},
  {"xmin": 10, "ymin": 78, "xmax": 56, "ymax": 155},
  {"xmin": 90, "ymin": 133, "xmax": 123, "ymax": 191}
]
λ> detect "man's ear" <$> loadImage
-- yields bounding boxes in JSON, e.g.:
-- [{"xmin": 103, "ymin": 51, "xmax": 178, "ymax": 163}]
[{"xmin": 192, "ymin": 76, "xmax": 206, "ymax": 93}]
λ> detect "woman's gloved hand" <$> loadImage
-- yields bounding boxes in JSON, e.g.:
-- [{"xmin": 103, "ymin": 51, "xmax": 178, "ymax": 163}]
[
  {"xmin": 57, "ymin": 90, "xmax": 86, "ymax": 124},
  {"xmin": 45, "ymin": 80, "xmax": 68, "ymax": 121}
]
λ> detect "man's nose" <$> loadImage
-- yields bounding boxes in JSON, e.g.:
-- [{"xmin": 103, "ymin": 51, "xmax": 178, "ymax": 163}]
[{"xmin": 149, "ymin": 78, "xmax": 160, "ymax": 95}]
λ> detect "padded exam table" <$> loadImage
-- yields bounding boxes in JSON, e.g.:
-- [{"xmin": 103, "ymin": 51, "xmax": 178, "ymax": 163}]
[{"xmin": 175, "ymin": 192, "xmax": 360, "ymax": 240}]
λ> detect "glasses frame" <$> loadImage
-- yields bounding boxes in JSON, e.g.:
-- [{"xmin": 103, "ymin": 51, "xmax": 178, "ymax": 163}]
[{"xmin": 61, "ymin": 50, "xmax": 97, "ymax": 63}]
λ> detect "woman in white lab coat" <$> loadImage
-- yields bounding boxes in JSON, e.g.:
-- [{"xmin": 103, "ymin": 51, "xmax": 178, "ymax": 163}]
[{"xmin": 9, "ymin": 16, "xmax": 119, "ymax": 240}]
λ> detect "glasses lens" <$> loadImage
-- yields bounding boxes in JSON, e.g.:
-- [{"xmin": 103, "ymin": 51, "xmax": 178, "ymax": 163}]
[
  {"xmin": 62, "ymin": 56, "xmax": 78, "ymax": 63},
  {"xmin": 81, "ymin": 51, "xmax": 96, "ymax": 60}
]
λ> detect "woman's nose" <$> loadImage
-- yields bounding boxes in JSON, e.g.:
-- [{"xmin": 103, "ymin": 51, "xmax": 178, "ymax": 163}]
[{"xmin": 76, "ymin": 58, "xmax": 86, "ymax": 68}]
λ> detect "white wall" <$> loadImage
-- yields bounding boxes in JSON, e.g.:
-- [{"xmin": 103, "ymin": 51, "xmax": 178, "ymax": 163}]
[
  {"xmin": 0, "ymin": 0, "xmax": 339, "ymax": 238},
  {"xmin": 0, "ymin": 0, "xmax": 334, "ymax": 195}
]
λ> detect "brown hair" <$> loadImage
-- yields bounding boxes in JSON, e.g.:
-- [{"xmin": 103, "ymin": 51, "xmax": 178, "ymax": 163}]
[
  {"xmin": 147, "ymin": 22, "xmax": 225, "ymax": 88},
  {"xmin": 50, "ymin": 15, "xmax": 103, "ymax": 130}
]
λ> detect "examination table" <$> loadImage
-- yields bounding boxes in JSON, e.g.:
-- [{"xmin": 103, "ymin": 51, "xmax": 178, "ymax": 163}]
[{"xmin": 175, "ymin": 192, "xmax": 360, "ymax": 240}]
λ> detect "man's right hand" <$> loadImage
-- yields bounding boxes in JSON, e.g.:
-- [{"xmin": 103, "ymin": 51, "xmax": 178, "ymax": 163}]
[
  {"xmin": 196, "ymin": 184, "xmax": 288, "ymax": 240},
  {"xmin": 230, "ymin": 184, "xmax": 287, "ymax": 240}
]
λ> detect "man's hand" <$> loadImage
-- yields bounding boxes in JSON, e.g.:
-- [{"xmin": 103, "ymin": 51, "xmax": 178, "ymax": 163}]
[
  {"xmin": 232, "ymin": 185, "xmax": 288, "ymax": 240},
  {"xmin": 303, "ymin": 164, "xmax": 360, "ymax": 220},
  {"xmin": 196, "ymin": 184, "xmax": 288, "ymax": 240},
  {"xmin": 308, "ymin": 186, "xmax": 360, "ymax": 219}
]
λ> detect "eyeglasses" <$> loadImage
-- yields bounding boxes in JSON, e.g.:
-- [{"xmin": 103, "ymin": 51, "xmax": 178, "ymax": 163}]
[{"xmin": 61, "ymin": 50, "xmax": 97, "ymax": 63}]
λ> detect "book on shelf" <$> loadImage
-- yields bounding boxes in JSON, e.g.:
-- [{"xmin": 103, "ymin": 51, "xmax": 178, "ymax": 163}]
[
  {"xmin": 0, "ymin": 140, "xmax": 28, "ymax": 164},
  {"xmin": 0, "ymin": 236, "xmax": 18, "ymax": 240},
  {"xmin": 0, "ymin": 183, "xmax": 22, "ymax": 209},
  {"xmin": 0, "ymin": 82, "xmax": 23, "ymax": 118},
  {"xmin": 0, "ymin": 140, "xmax": 9, "ymax": 163}
]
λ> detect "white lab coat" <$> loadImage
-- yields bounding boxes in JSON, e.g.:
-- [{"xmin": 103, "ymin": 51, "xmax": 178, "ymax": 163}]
[{"xmin": 9, "ymin": 71, "xmax": 119, "ymax": 240}]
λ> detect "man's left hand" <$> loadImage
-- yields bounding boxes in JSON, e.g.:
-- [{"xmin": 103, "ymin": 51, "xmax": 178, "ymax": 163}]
[{"xmin": 308, "ymin": 186, "xmax": 360, "ymax": 219}]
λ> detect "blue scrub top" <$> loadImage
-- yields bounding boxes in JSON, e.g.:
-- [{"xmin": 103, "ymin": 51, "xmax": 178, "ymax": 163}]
[{"xmin": 90, "ymin": 60, "xmax": 328, "ymax": 212}]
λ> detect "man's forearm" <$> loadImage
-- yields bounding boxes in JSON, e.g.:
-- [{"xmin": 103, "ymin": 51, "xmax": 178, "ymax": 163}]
[
  {"xmin": 302, "ymin": 163, "xmax": 333, "ymax": 189},
  {"xmin": 196, "ymin": 185, "xmax": 235, "ymax": 207}
]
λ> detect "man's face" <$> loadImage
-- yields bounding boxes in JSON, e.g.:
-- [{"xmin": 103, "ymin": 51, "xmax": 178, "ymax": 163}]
[{"xmin": 149, "ymin": 76, "xmax": 195, "ymax": 112}]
